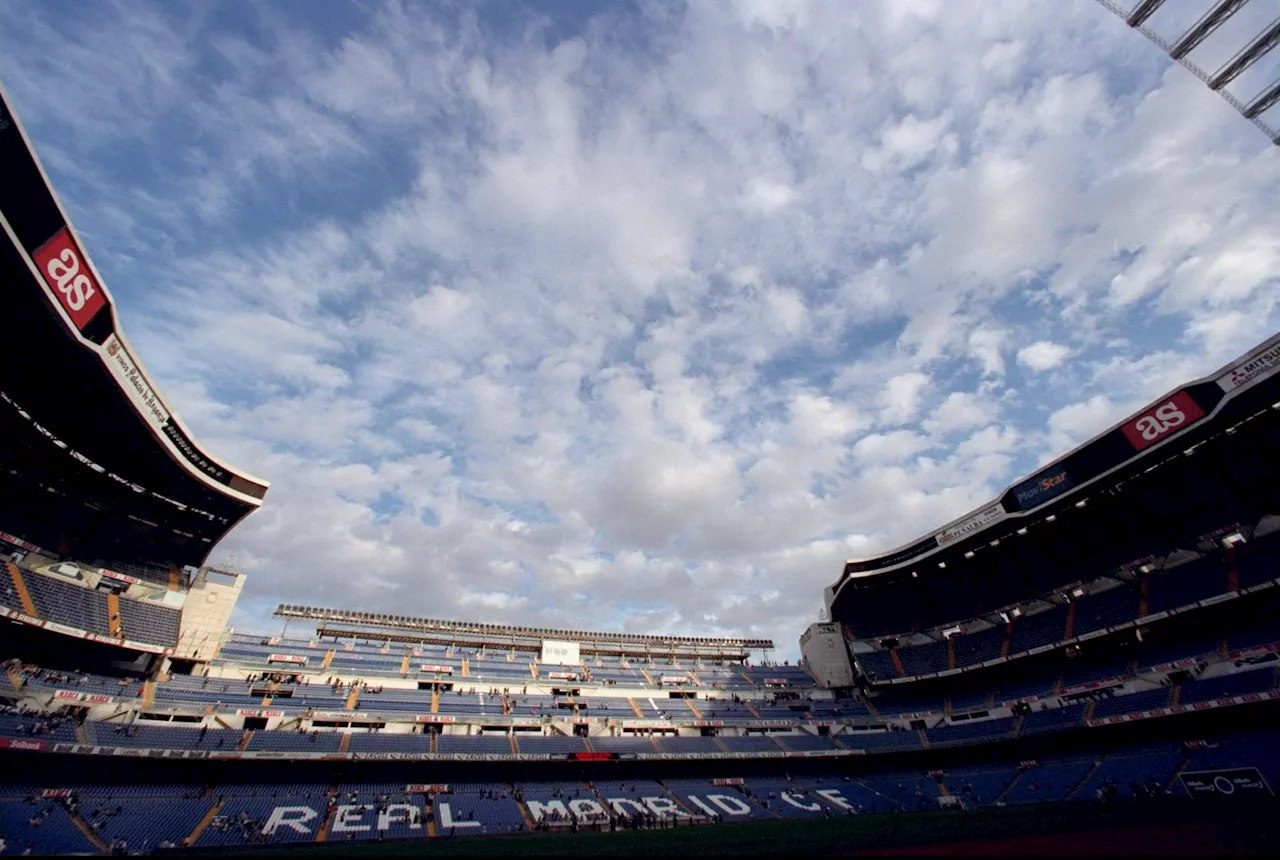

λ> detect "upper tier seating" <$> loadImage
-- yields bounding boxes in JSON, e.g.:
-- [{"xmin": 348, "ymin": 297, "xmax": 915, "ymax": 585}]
[
  {"xmin": 24, "ymin": 571, "xmax": 111, "ymax": 637},
  {"xmin": 116, "ymin": 598, "xmax": 181, "ymax": 647}
]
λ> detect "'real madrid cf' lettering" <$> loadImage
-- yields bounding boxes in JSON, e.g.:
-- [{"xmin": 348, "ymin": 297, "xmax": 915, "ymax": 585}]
[{"xmin": 31, "ymin": 227, "xmax": 108, "ymax": 331}]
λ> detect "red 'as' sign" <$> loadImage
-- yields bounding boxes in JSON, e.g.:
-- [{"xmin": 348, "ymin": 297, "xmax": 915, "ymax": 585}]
[
  {"xmin": 32, "ymin": 227, "xmax": 108, "ymax": 331},
  {"xmin": 1121, "ymin": 390, "xmax": 1204, "ymax": 452}
]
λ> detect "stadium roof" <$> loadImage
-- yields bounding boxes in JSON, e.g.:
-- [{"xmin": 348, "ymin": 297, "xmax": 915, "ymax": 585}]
[
  {"xmin": 0, "ymin": 84, "xmax": 267, "ymax": 567},
  {"xmin": 828, "ymin": 330, "xmax": 1280, "ymax": 636},
  {"xmin": 275, "ymin": 604, "xmax": 775, "ymax": 652}
]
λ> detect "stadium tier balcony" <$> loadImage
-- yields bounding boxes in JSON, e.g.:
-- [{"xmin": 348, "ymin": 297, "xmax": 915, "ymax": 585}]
[
  {"xmin": 717, "ymin": 736, "xmax": 784, "ymax": 754},
  {"xmin": 1237, "ymin": 538, "xmax": 1280, "ymax": 590},
  {"xmin": 436, "ymin": 787, "xmax": 526, "ymax": 835},
  {"xmin": 0, "ymin": 711, "xmax": 78, "ymax": 743},
  {"xmin": 3, "ymin": 726, "xmax": 1279, "ymax": 852},
  {"xmin": 197, "ymin": 796, "xmax": 327, "ymax": 846},
  {"xmin": 854, "ymin": 650, "xmax": 898, "ymax": 682},
  {"xmin": 436, "ymin": 734, "xmax": 513, "ymax": 755},
  {"xmin": 1090, "ymin": 687, "xmax": 1172, "ymax": 720},
  {"xmin": 867, "ymin": 692, "xmax": 945, "ymax": 716},
  {"xmin": 943, "ymin": 767, "xmax": 1013, "ymax": 806},
  {"xmin": 1003, "ymin": 759, "xmax": 1095, "ymax": 805},
  {"xmin": 590, "ymin": 736, "xmax": 658, "ymax": 753},
  {"xmin": 514, "ymin": 734, "xmax": 588, "ymax": 754},
  {"xmin": 1146, "ymin": 557, "xmax": 1228, "ymax": 616},
  {"xmin": 1072, "ymin": 745, "xmax": 1184, "ymax": 800},
  {"xmin": 773, "ymin": 734, "xmax": 845, "ymax": 753},
  {"xmin": 947, "ymin": 690, "xmax": 994, "ymax": 714},
  {"xmin": 835, "ymin": 730, "xmax": 922, "ymax": 753},
  {"xmin": 116, "ymin": 598, "xmax": 181, "ymax": 648},
  {"xmin": 1179, "ymin": 666, "xmax": 1278, "ymax": 704},
  {"xmin": 952, "ymin": 625, "xmax": 1005, "ymax": 669},
  {"xmin": 21, "ymin": 669, "xmax": 144, "ymax": 699},
  {"xmin": 84, "ymin": 796, "xmax": 216, "ymax": 848},
  {"xmin": 1135, "ymin": 631, "xmax": 1225, "ymax": 672},
  {"xmin": 1072, "ymin": 584, "xmax": 1140, "ymax": 638},
  {"xmin": 1007, "ymin": 605, "xmax": 1069, "ymax": 655},
  {"xmin": 1018, "ymin": 702, "xmax": 1089, "ymax": 735},
  {"xmin": 655, "ymin": 736, "xmax": 724, "ymax": 754},
  {"xmin": 246, "ymin": 731, "xmax": 343, "ymax": 752},
  {"xmin": 662, "ymin": 778, "xmax": 774, "ymax": 820},
  {"xmin": 1183, "ymin": 728, "xmax": 1280, "ymax": 788},
  {"xmin": 0, "ymin": 802, "xmax": 99, "ymax": 855},
  {"xmin": 925, "ymin": 717, "xmax": 1015, "ymax": 747},
  {"xmin": 346, "ymin": 733, "xmax": 432, "ymax": 753},
  {"xmin": 23, "ymin": 571, "xmax": 112, "ymax": 637},
  {"xmin": 895, "ymin": 639, "xmax": 949, "ymax": 677},
  {"xmin": 1058, "ymin": 652, "xmax": 1135, "ymax": 688},
  {"xmin": 990, "ymin": 676, "xmax": 1057, "ymax": 706},
  {"xmin": 86, "ymin": 724, "xmax": 241, "ymax": 750},
  {"xmin": 856, "ymin": 773, "xmax": 941, "ymax": 812}
]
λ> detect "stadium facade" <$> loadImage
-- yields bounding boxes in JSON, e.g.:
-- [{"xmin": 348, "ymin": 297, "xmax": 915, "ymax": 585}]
[{"xmin": 3, "ymin": 63, "xmax": 1280, "ymax": 855}]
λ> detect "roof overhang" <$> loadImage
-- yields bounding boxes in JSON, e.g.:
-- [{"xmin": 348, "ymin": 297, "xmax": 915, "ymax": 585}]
[{"xmin": 830, "ymin": 330, "xmax": 1280, "ymax": 603}]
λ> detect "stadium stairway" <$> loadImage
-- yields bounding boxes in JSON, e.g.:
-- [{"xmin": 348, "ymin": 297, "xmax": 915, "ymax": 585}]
[
  {"xmin": 529, "ymin": 662, "xmax": 538, "ymax": 679},
  {"xmin": 106, "ymin": 593, "xmax": 122, "ymax": 637},
  {"xmin": 461, "ymin": 657, "xmax": 470, "ymax": 677},
  {"xmin": 742, "ymin": 700, "xmax": 763, "ymax": 719},
  {"xmin": 68, "ymin": 806, "xmax": 109, "ymax": 853},
  {"xmin": 890, "ymin": 649, "xmax": 906, "ymax": 678},
  {"xmin": 338, "ymin": 733, "xmax": 351, "ymax": 754},
  {"xmin": 315, "ymin": 785, "xmax": 339, "ymax": 843},
  {"xmin": 168, "ymin": 567, "xmax": 181, "ymax": 591},
  {"xmin": 686, "ymin": 698, "xmax": 704, "ymax": 719},
  {"xmin": 237, "ymin": 731, "xmax": 253, "ymax": 751},
  {"xmin": 689, "ymin": 671, "xmax": 703, "ymax": 686},
  {"xmin": 641, "ymin": 667, "xmax": 656, "ymax": 685},
  {"xmin": 513, "ymin": 785, "xmax": 536, "ymax": 831},
  {"xmin": 345, "ymin": 686, "xmax": 360, "ymax": 710},
  {"xmin": 1067, "ymin": 759, "xmax": 1104, "ymax": 801},
  {"xmin": 75, "ymin": 722, "xmax": 90, "ymax": 745},
  {"xmin": 186, "ymin": 798, "xmax": 225, "ymax": 847},
  {"xmin": 628, "ymin": 698, "xmax": 644, "ymax": 718},
  {"xmin": 4, "ymin": 561, "xmax": 38, "ymax": 618},
  {"xmin": 509, "ymin": 733, "xmax": 519, "ymax": 755},
  {"xmin": 401, "ymin": 653, "xmax": 410, "ymax": 674},
  {"xmin": 322, "ymin": 649, "xmax": 335, "ymax": 669},
  {"xmin": 431, "ymin": 689, "xmax": 440, "ymax": 714},
  {"xmin": 141, "ymin": 680, "xmax": 156, "ymax": 709},
  {"xmin": 1064, "ymin": 601, "xmax": 1077, "ymax": 640},
  {"xmin": 4, "ymin": 663, "xmax": 23, "ymax": 693}
]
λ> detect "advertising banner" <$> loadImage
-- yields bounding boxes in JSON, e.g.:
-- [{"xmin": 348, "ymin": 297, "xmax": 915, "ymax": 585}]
[
  {"xmin": 541, "ymin": 640, "xmax": 580, "ymax": 666},
  {"xmin": 1120, "ymin": 390, "xmax": 1205, "ymax": 452},
  {"xmin": 1012, "ymin": 466, "xmax": 1074, "ymax": 511},
  {"xmin": 1180, "ymin": 768, "xmax": 1273, "ymax": 799},
  {"xmin": 1217, "ymin": 341, "xmax": 1280, "ymax": 392},
  {"xmin": 31, "ymin": 227, "xmax": 108, "ymax": 331},
  {"xmin": 0, "ymin": 532, "xmax": 48, "ymax": 555},
  {"xmin": 936, "ymin": 503, "xmax": 1006, "ymax": 548}
]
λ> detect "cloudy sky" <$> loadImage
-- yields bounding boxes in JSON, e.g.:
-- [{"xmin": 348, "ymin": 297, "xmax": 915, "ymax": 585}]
[{"xmin": 3, "ymin": 0, "xmax": 1279, "ymax": 657}]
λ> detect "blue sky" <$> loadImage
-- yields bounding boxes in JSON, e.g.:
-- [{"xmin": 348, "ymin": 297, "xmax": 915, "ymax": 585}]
[{"xmin": 3, "ymin": 0, "xmax": 1279, "ymax": 658}]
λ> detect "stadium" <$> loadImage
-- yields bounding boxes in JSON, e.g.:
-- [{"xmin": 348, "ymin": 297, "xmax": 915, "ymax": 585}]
[{"xmin": 3, "ymin": 1, "xmax": 1280, "ymax": 855}]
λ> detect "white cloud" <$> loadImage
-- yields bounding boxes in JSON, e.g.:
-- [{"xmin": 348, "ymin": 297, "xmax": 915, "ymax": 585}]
[
  {"xmin": 1017, "ymin": 340, "xmax": 1073, "ymax": 372},
  {"xmin": 879, "ymin": 372, "xmax": 931, "ymax": 425}
]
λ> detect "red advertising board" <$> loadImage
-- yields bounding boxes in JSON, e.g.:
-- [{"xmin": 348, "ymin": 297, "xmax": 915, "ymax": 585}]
[
  {"xmin": 1121, "ymin": 390, "xmax": 1204, "ymax": 452},
  {"xmin": 31, "ymin": 227, "xmax": 108, "ymax": 331}
]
